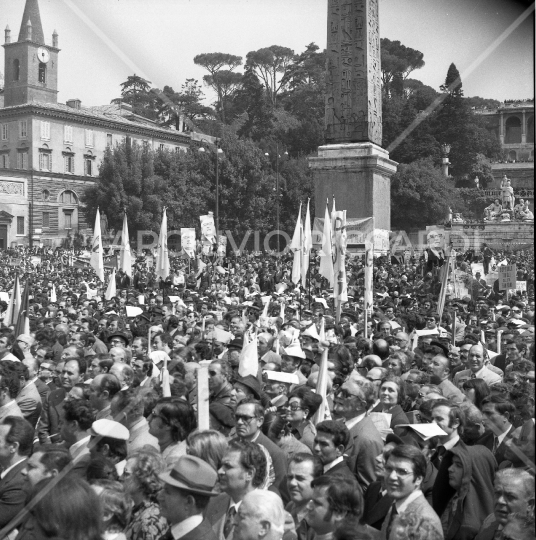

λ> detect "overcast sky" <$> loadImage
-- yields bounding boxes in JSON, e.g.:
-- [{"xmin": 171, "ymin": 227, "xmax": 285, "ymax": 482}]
[{"xmin": 1, "ymin": 0, "xmax": 534, "ymax": 107}]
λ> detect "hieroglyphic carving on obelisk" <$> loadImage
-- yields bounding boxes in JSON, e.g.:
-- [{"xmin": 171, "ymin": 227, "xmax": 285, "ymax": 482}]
[{"xmin": 325, "ymin": 0, "xmax": 382, "ymax": 145}]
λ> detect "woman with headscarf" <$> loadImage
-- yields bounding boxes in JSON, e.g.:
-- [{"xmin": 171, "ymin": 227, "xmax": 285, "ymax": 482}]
[{"xmin": 444, "ymin": 444, "xmax": 497, "ymax": 540}]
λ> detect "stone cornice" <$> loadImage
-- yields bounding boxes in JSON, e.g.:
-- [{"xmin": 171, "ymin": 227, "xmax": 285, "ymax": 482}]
[{"xmin": 0, "ymin": 104, "xmax": 191, "ymax": 144}]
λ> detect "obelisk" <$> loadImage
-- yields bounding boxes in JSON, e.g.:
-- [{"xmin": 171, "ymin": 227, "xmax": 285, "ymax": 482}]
[{"xmin": 309, "ymin": 0, "xmax": 397, "ymax": 241}]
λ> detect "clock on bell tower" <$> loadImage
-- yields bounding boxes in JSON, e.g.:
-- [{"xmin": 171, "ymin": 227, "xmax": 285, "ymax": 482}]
[{"xmin": 2, "ymin": 0, "xmax": 60, "ymax": 107}]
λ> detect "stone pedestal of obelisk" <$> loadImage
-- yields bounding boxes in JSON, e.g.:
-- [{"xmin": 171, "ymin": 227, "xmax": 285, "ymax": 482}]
[{"xmin": 309, "ymin": 0, "xmax": 397, "ymax": 241}]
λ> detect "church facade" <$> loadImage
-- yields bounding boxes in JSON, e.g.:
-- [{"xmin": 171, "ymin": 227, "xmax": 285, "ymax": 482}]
[{"xmin": 0, "ymin": 0, "xmax": 198, "ymax": 248}]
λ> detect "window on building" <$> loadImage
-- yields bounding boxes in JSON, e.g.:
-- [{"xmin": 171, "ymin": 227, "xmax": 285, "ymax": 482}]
[
  {"xmin": 64, "ymin": 155, "xmax": 74, "ymax": 173},
  {"xmin": 107, "ymin": 134, "xmax": 113, "ymax": 146},
  {"xmin": 13, "ymin": 59, "xmax": 20, "ymax": 81},
  {"xmin": 64, "ymin": 211, "xmax": 72, "ymax": 230},
  {"xmin": 39, "ymin": 152, "xmax": 51, "ymax": 171},
  {"xmin": 159, "ymin": 143, "xmax": 165, "ymax": 151},
  {"xmin": 17, "ymin": 217, "xmax": 24, "ymax": 235},
  {"xmin": 17, "ymin": 151, "xmax": 28, "ymax": 170},
  {"xmin": 85, "ymin": 158, "xmax": 93, "ymax": 176},
  {"xmin": 1, "ymin": 124, "xmax": 8, "ymax": 141},
  {"xmin": 0, "ymin": 154, "xmax": 9, "ymax": 169},
  {"xmin": 19, "ymin": 121, "xmax": 27, "ymax": 139},
  {"xmin": 38, "ymin": 62, "xmax": 47, "ymax": 83},
  {"xmin": 60, "ymin": 190, "xmax": 77, "ymax": 204},
  {"xmin": 42, "ymin": 189, "xmax": 50, "ymax": 201},
  {"xmin": 42, "ymin": 212, "xmax": 50, "ymax": 228},
  {"xmin": 85, "ymin": 129, "xmax": 94, "ymax": 147},
  {"xmin": 41, "ymin": 121, "xmax": 50, "ymax": 140},
  {"xmin": 64, "ymin": 125, "xmax": 74, "ymax": 144}
]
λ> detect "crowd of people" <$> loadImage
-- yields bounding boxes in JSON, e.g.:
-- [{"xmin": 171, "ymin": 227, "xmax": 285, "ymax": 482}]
[{"xmin": 0, "ymin": 242, "xmax": 534, "ymax": 540}]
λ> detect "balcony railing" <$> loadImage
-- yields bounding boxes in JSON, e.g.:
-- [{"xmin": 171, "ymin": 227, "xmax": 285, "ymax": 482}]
[{"xmin": 482, "ymin": 189, "xmax": 534, "ymax": 198}]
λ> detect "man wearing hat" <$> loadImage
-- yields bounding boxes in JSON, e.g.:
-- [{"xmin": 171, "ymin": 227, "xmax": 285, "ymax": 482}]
[
  {"xmin": 158, "ymin": 455, "xmax": 219, "ymax": 540},
  {"xmin": 88, "ymin": 418, "xmax": 129, "ymax": 476}
]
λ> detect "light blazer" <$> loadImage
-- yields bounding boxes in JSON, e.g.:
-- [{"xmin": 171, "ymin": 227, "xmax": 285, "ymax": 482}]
[{"xmin": 380, "ymin": 492, "xmax": 443, "ymax": 540}]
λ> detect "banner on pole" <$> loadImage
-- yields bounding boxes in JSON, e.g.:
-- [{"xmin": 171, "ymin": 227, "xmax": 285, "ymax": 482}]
[
  {"xmin": 498, "ymin": 264, "xmax": 517, "ymax": 291},
  {"xmin": 181, "ymin": 228, "xmax": 196, "ymax": 258},
  {"xmin": 200, "ymin": 214, "xmax": 216, "ymax": 244}
]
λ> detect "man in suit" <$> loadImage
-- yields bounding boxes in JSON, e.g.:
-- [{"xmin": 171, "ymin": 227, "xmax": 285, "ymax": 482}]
[
  {"xmin": 285, "ymin": 453, "xmax": 323, "ymax": 529},
  {"xmin": 111, "ymin": 387, "xmax": 159, "ymax": 455},
  {"xmin": 234, "ymin": 490, "xmax": 285, "ymax": 540},
  {"xmin": 381, "ymin": 445, "xmax": 443, "ymax": 540},
  {"xmin": 60, "ymin": 399, "xmax": 95, "ymax": 477},
  {"xmin": 206, "ymin": 440, "xmax": 267, "ymax": 540},
  {"xmin": 38, "ymin": 357, "xmax": 86, "ymax": 444},
  {"xmin": 13, "ymin": 361, "xmax": 42, "ymax": 428},
  {"xmin": 313, "ymin": 421, "xmax": 355, "ymax": 480},
  {"xmin": 453, "ymin": 344, "xmax": 502, "ymax": 388},
  {"xmin": 333, "ymin": 375, "xmax": 384, "ymax": 489},
  {"xmin": 158, "ymin": 455, "xmax": 219, "ymax": 540},
  {"xmin": 22, "ymin": 356, "xmax": 50, "ymax": 403},
  {"xmin": 0, "ymin": 416, "xmax": 33, "ymax": 530},
  {"xmin": 88, "ymin": 373, "xmax": 121, "ymax": 421},
  {"xmin": 306, "ymin": 474, "xmax": 375, "ymax": 539},
  {"xmin": 21, "ymin": 446, "xmax": 72, "ymax": 487},
  {"xmin": 428, "ymin": 354, "xmax": 464, "ymax": 404},
  {"xmin": 475, "ymin": 469, "xmax": 534, "ymax": 540},
  {"xmin": 476, "ymin": 395, "xmax": 515, "ymax": 466},
  {"xmin": 233, "ymin": 399, "xmax": 287, "ymax": 491},
  {"xmin": 430, "ymin": 400, "xmax": 466, "ymax": 518},
  {"xmin": 0, "ymin": 368, "xmax": 24, "ymax": 422}
]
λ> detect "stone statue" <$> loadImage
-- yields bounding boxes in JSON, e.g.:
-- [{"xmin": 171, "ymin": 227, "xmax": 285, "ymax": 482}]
[
  {"xmin": 452, "ymin": 213, "xmax": 464, "ymax": 223},
  {"xmin": 501, "ymin": 176, "xmax": 515, "ymax": 210},
  {"xmin": 519, "ymin": 201, "xmax": 534, "ymax": 221},
  {"xmin": 484, "ymin": 199, "xmax": 503, "ymax": 221}
]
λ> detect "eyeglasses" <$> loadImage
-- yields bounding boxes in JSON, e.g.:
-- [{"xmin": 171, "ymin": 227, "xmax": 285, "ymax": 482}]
[
  {"xmin": 384, "ymin": 466, "xmax": 413, "ymax": 477},
  {"xmin": 285, "ymin": 404, "xmax": 303, "ymax": 412},
  {"xmin": 233, "ymin": 414, "xmax": 256, "ymax": 424}
]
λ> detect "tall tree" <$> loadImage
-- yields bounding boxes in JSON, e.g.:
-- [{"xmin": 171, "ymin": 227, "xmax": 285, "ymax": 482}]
[
  {"xmin": 381, "ymin": 39, "xmax": 425, "ymax": 97},
  {"xmin": 245, "ymin": 45, "xmax": 295, "ymax": 108},
  {"xmin": 194, "ymin": 53, "xmax": 243, "ymax": 123},
  {"xmin": 112, "ymin": 74, "xmax": 159, "ymax": 120}
]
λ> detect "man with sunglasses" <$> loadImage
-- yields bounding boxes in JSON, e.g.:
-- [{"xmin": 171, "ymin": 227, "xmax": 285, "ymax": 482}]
[
  {"xmin": 232, "ymin": 398, "xmax": 286, "ymax": 493},
  {"xmin": 332, "ymin": 376, "xmax": 383, "ymax": 489}
]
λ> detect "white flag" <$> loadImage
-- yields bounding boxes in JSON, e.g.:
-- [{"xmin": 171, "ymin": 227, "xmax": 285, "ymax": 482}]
[
  {"xmin": 302, "ymin": 199, "xmax": 312, "ymax": 286},
  {"xmin": 155, "ymin": 209, "xmax": 170, "ymax": 281},
  {"xmin": 119, "ymin": 214, "xmax": 132, "ymax": 278},
  {"xmin": 364, "ymin": 241, "xmax": 374, "ymax": 313},
  {"xmin": 50, "ymin": 283, "xmax": 57, "ymax": 303},
  {"xmin": 90, "ymin": 208, "xmax": 105, "ymax": 282},
  {"xmin": 105, "ymin": 268, "xmax": 117, "ymax": 300},
  {"xmin": 238, "ymin": 333, "xmax": 259, "ymax": 378},
  {"xmin": 290, "ymin": 203, "xmax": 303, "ymax": 285},
  {"xmin": 319, "ymin": 201, "xmax": 334, "ymax": 286}
]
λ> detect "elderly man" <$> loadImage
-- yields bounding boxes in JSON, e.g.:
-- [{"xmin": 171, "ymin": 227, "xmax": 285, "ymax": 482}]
[
  {"xmin": 428, "ymin": 354, "xmax": 464, "ymax": 403},
  {"xmin": 333, "ymin": 374, "xmax": 383, "ymax": 489},
  {"xmin": 234, "ymin": 490, "xmax": 285, "ymax": 540},
  {"xmin": 209, "ymin": 359, "xmax": 236, "ymax": 410},
  {"xmin": 453, "ymin": 344, "xmax": 502, "ymax": 388},
  {"xmin": 474, "ymin": 469, "xmax": 534, "ymax": 540},
  {"xmin": 158, "ymin": 455, "xmax": 219, "ymax": 540},
  {"xmin": 88, "ymin": 373, "xmax": 122, "ymax": 420},
  {"xmin": 109, "ymin": 363, "xmax": 134, "ymax": 391}
]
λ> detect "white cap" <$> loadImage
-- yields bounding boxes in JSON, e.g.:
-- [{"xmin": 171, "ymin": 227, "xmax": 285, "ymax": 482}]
[{"xmin": 90, "ymin": 419, "xmax": 129, "ymax": 441}]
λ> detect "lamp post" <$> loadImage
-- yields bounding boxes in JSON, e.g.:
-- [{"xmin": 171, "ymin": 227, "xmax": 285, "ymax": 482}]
[
  {"xmin": 265, "ymin": 144, "xmax": 288, "ymax": 252},
  {"xmin": 441, "ymin": 143, "xmax": 451, "ymax": 177},
  {"xmin": 199, "ymin": 142, "xmax": 223, "ymax": 238}
]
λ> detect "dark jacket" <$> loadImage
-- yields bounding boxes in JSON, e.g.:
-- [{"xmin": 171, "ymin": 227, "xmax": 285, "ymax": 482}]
[
  {"xmin": 0, "ymin": 459, "xmax": 31, "ymax": 530},
  {"xmin": 159, "ymin": 518, "xmax": 218, "ymax": 540},
  {"xmin": 476, "ymin": 426, "xmax": 514, "ymax": 466},
  {"xmin": 37, "ymin": 387, "xmax": 66, "ymax": 444},
  {"xmin": 363, "ymin": 480, "xmax": 394, "ymax": 530}
]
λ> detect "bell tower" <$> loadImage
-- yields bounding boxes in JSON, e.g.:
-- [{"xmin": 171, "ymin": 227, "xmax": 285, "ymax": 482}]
[{"xmin": 2, "ymin": 0, "xmax": 59, "ymax": 107}]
